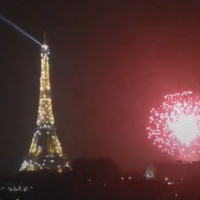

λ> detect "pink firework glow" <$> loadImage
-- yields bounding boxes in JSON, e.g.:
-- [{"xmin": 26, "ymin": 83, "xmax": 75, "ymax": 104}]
[{"xmin": 147, "ymin": 91, "xmax": 200, "ymax": 161}]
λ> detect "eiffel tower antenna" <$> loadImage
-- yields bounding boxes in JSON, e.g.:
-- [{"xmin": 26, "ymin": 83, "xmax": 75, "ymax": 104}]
[{"xmin": 43, "ymin": 31, "xmax": 46, "ymax": 44}]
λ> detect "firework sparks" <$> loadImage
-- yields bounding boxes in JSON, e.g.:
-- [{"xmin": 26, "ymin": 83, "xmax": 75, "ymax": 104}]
[{"xmin": 147, "ymin": 91, "xmax": 200, "ymax": 160}]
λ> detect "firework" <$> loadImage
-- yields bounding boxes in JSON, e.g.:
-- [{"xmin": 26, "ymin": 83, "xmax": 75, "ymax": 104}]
[{"xmin": 147, "ymin": 91, "xmax": 200, "ymax": 160}]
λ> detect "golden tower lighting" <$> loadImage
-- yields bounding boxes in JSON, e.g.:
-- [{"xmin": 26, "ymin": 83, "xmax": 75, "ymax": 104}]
[{"xmin": 20, "ymin": 33, "xmax": 71, "ymax": 172}]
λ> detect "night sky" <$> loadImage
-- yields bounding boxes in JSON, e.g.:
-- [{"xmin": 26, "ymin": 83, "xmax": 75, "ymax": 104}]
[{"xmin": 1, "ymin": 0, "xmax": 200, "ymax": 174}]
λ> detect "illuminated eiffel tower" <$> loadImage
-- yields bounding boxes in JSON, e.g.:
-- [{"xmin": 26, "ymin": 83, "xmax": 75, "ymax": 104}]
[{"xmin": 20, "ymin": 34, "xmax": 71, "ymax": 172}]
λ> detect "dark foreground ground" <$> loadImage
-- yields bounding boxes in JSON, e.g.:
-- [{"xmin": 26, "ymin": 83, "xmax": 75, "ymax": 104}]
[
  {"xmin": 1, "ymin": 159, "xmax": 200, "ymax": 200},
  {"xmin": 0, "ymin": 171, "xmax": 200, "ymax": 200}
]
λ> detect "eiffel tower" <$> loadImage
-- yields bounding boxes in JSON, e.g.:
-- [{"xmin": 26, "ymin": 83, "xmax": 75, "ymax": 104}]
[{"xmin": 20, "ymin": 34, "xmax": 71, "ymax": 172}]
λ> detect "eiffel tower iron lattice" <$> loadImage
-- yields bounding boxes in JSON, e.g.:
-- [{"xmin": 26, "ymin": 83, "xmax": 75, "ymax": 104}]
[{"xmin": 20, "ymin": 34, "xmax": 71, "ymax": 172}]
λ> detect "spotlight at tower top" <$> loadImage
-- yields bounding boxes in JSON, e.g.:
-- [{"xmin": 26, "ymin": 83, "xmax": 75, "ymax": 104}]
[
  {"xmin": 41, "ymin": 32, "xmax": 50, "ymax": 54},
  {"xmin": 146, "ymin": 91, "xmax": 200, "ymax": 161},
  {"xmin": 41, "ymin": 43, "xmax": 50, "ymax": 54}
]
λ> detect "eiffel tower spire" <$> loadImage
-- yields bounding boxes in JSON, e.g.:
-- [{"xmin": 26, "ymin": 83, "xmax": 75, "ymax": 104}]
[
  {"xmin": 20, "ymin": 34, "xmax": 71, "ymax": 172},
  {"xmin": 43, "ymin": 31, "xmax": 46, "ymax": 44}
]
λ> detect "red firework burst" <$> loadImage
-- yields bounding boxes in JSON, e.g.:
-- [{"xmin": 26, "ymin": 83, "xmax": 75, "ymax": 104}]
[{"xmin": 147, "ymin": 91, "xmax": 200, "ymax": 161}]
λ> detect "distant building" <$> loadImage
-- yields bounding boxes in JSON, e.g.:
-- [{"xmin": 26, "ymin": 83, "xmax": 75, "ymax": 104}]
[{"xmin": 144, "ymin": 164, "xmax": 155, "ymax": 180}]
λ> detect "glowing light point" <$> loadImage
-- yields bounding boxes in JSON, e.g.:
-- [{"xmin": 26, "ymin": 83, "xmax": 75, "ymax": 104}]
[{"xmin": 42, "ymin": 44, "xmax": 48, "ymax": 50}]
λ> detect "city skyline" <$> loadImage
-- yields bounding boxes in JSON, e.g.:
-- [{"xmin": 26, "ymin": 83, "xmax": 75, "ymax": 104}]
[{"xmin": 1, "ymin": 0, "xmax": 200, "ymax": 174}]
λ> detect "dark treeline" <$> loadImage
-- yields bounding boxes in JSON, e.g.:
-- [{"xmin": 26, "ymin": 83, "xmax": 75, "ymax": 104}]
[{"xmin": 0, "ymin": 158, "xmax": 200, "ymax": 200}]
